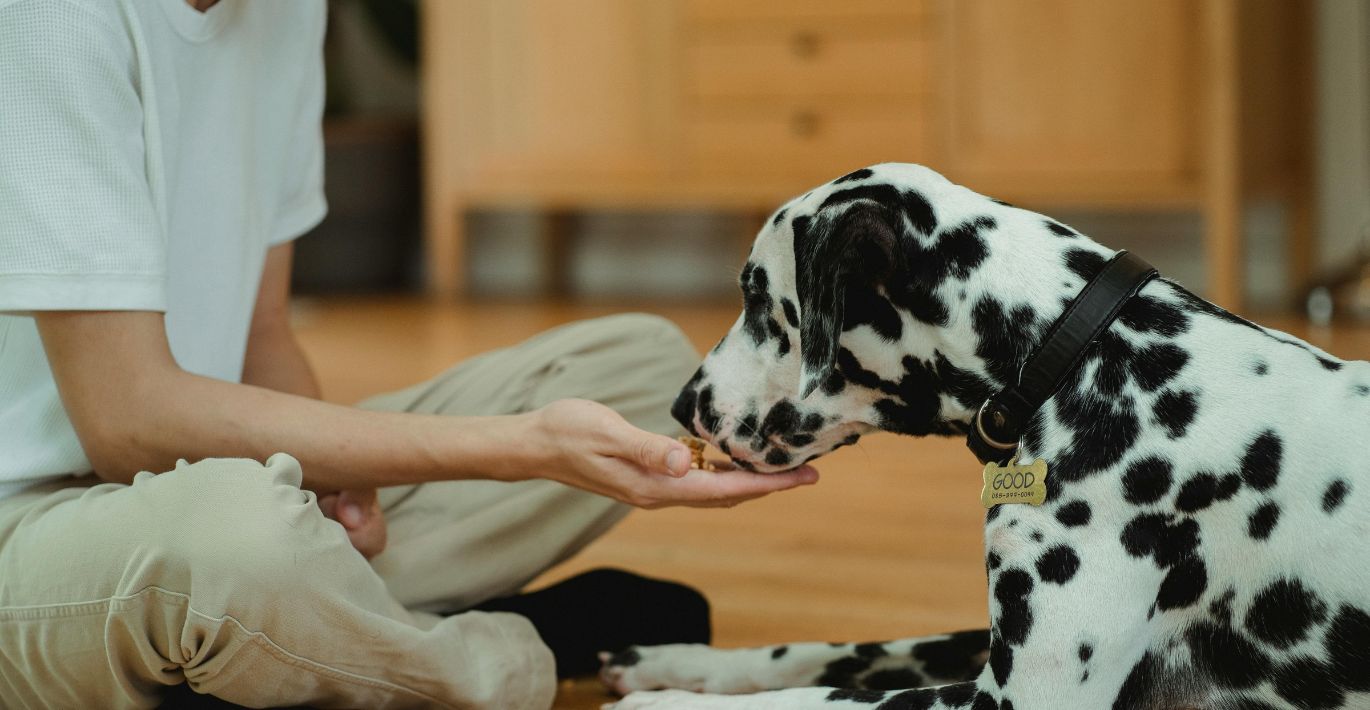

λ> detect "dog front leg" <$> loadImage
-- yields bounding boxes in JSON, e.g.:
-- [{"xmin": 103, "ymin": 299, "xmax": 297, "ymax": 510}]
[{"xmin": 600, "ymin": 629, "xmax": 988, "ymax": 695}]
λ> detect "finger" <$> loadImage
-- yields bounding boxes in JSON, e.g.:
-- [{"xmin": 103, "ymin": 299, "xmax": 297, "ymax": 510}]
[
  {"xmin": 626, "ymin": 464, "xmax": 819, "ymax": 505},
  {"xmin": 337, "ymin": 489, "xmax": 378, "ymax": 529},
  {"xmin": 688, "ymin": 465, "xmax": 820, "ymax": 499},
  {"xmin": 317, "ymin": 492, "xmax": 339, "ymax": 520},
  {"xmin": 610, "ymin": 423, "xmax": 692, "ymax": 477},
  {"xmin": 348, "ymin": 524, "xmax": 387, "ymax": 559}
]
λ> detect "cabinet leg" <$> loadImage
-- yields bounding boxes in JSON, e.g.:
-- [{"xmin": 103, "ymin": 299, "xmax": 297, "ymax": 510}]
[
  {"xmin": 425, "ymin": 195, "xmax": 466, "ymax": 299},
  {"xmin": 541, "ymin": 211, "xmax": 576, "ymax": 298},
  {"xmin": 1202, "ymin": 0, "xmax": 1242, "ymax": 311}
]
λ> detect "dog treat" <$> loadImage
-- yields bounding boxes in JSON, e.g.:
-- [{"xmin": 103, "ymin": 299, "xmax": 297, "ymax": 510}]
[{"xmin": 677, "ymin": 436, "xmax": 717, "ymax": 471}]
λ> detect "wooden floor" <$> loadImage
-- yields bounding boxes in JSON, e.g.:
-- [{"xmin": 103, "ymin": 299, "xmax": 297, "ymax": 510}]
[{"xmin": 290, "ymin": 297, "xmax": 1370, "ymax": 709}]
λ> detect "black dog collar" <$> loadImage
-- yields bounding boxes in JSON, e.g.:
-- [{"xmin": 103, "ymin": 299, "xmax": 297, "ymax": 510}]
[{"xmin": 966, "ymin": 251, "xmax": 1159, "ymax": 465}]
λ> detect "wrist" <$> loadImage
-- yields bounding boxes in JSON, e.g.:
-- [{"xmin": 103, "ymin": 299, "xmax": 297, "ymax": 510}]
[{"xmin": 468, "ymin": 410, "xmax": 557, "ymax": 484}]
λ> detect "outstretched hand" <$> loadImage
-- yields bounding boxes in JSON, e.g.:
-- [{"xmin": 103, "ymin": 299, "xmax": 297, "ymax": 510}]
[{"xmin": 530, "ymin": 399, "xmax": 818, "ymax": 509}]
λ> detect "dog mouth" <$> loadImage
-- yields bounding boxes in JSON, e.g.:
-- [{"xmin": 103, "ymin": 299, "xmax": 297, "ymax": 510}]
[{"xmin": 706, "ymin": 423, "xmax": 867, "ymax": 473}]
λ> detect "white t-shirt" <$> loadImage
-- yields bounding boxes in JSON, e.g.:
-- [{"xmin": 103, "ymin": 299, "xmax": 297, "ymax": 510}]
[{"xmin": 0, "ymin": 0, "xmax": 327, "ymax": 499}]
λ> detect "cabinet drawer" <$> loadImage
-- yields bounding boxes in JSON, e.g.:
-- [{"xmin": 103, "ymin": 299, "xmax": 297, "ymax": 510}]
[
  {"xmin": 686, "ymin": 29, "xmax": 929, "ymax": 100},
  {"xmin": 684, "ymin": 105, "xmax": 927, "ymax": 178},
  {"xmin": 684, "ymin": 0, "xmax": 928, "ymax": 24}
]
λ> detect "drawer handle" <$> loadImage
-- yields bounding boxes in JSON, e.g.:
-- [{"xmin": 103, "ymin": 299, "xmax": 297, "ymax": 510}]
[
  {"xmin": 791, "ymin": 110, "xmax": 820, "ymax": 138},
  {"xmin": 791, "ymin": 31, "xmax": 821, "ymax": 59}
]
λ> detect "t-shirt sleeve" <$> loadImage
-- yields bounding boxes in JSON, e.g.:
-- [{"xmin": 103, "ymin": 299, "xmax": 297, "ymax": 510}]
[
  {"xmin": 0, "ymin": 0, "xmax": 167, "ymax": 312},
  {"xmin": 269, "ymin": 1, "xmax": 328, "ymax": 247}
]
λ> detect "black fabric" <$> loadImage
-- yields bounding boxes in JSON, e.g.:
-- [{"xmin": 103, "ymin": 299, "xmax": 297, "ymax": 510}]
[
  {"xmin": 967, "ymin": 251, "xmax": 1159, "ymax": 464},
  {"xmin": 158, "ymin": 568, "xmax": 711, "ymax": 708},
  {"xmin": 470, "ymin": 567, "xmax": 712, "ymax": 678}
]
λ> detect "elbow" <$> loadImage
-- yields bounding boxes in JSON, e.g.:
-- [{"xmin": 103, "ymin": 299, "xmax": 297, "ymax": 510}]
[{"xmin": 75, "ymin": 422, "xmax": 145, "ymax": 484}]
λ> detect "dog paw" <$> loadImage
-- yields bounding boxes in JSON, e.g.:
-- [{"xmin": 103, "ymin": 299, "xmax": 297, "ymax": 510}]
[{"xmin": 599, "ymin": 644, "xmax": 753, "ymax": 695}]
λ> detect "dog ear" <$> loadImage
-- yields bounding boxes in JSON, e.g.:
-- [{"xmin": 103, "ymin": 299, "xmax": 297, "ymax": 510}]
[{"xmin": 793, "ymin": 204, "xmax": 901, "ymax": 398}]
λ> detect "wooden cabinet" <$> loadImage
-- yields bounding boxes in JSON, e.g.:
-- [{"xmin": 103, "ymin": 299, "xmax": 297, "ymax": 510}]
[
  {"xmin": 938, "ymin": 1, "xmax": 1200, "ymax": 198},
  {"xmin": 422, "ymin": 0, "xmax": 1312, "ymax": 308}
]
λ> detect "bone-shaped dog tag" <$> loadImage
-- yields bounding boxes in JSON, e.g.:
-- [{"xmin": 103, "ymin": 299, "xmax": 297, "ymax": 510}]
[{"xmin": 981, "ymin": 456, "xmax": 1049, "ymax": 508}]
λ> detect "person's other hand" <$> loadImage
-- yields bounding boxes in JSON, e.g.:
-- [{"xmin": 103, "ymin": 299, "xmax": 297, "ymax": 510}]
[
  {"xmin": 318, "ymin": 487, "xmax": 388, "ymax": 558},
  {"xmin": 529, "ymin": 399, "xmax": 818, "ymax": 509}
]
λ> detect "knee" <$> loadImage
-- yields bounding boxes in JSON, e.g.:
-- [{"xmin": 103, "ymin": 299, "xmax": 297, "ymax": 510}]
[
  {"xmin": 596, "ymin": 313, "xmax": 699, "ymax": 378},
  {"xmin": 126, "ymin": 454, "xmax": 329, "ymax": 586}
]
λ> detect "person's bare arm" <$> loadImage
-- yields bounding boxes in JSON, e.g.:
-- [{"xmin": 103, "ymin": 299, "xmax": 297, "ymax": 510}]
[
  {"xmin": 241, "ymin": 242, "xmax": 321, "ymax": 399},
  {"xmin": 36, "ymin": 308, "xmax": 540, "ymax": 491},
  {"xmin": 34, "ymin": 292, "xmax": 817, "ymax": 508}
]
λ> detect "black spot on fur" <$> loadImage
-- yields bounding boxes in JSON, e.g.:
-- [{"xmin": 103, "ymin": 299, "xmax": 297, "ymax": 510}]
[
  {"xmin": 855, "ymin": 643, "xmax": 888, "ymax": 659},
  {"xmin": 828, "ymin": 688, "xmax": 886, "ymax": 703},
  {"xmin": 1156, "ymin": 556, "xmax": 1206, "ymax": 610},
  {"xmin": 1111, "ymin": 652, "xmax": 1163, "ymax": 710},
  {"xmin": 696, "ymin": 386, "xmax": 722, "ymax": 435},
  {"xmin": 1176, "ymin": 471, "xmax": 1240, "ymax": 513},
  {"xmin": 972, "ymin": 297, "xmax": 1043, "ymax": 389},
  {"xmin": 607, "ymin": 647, "xmax": 641, "ymax": 667},
  {"xmin": 758, "ymin": 400, "xmax": 800, "ymax": 440},
  {"xmin": 1121, "ymin": 514, "xmax": 1199, "ymax": 567},
  {"xmin": 1322, "ymin": 479, "xmax": 1349, "ymax": 513},
  {"xmin": 834, "ymin": 168, "xmax": 875, "ymax": 184},
  {"xmin": 818, "ymin": 654, "xmax": 874, "ymax": 688},
  {"xmin": 1209, "ymin": 588, "xmax": 1237, "ymax": 625},
  {"xmin": 1187, "ymin": 620, "xmax": 1271, "ymax": 688},
  {"xmin": 1065, "ymin": 249, "xmax": 1107, "ymax": 281},
  {"xmin": 1151, "ymin": 390, "xmax": 1198, "ymax": 439},
  {"xmin": 912, "ymin": 629, "xmax": 990, "ymax": 681},
  {"xmin": 1240, "ymin": 430, "xmax": 1283, "ymax": 491},
  {"xmin": 1248, "ymin": 501, "xmax": 1280, "ymax": 540},
  {"xmin": 864, "ymin": 668, "xmax": 925, "ymax": 691},
  {"xmin": 741, "ymin": 264, "xmax": 783, "ymax": 351},
  {"xmin": 781, "ymin": 298, "xmax": 800, "ymax": 329},
  {"xmin": 931, "ymin": 684, "xmax": 973, "ymax": 708},
  {"xmin": 876, "ymin": 693, "xmax": 936, "ymax": 710},
  {"xmin": 1055, "ymin": 500, "xmax": 1091, "ymax": 527},
  {"xmin": 1130, "ymin": 344, "xmax": 1190, "ymax": 392},
  {"xmin": 1044, "ymin": 220, "xmax": 1076, "ymax": 237},
  {"xmin": 844, "ymin": 284, "xmax": 903, "ymax": 341},
  {"xmin": 1355, "ymin": 384, "xmax": 1370, "ymax": 396},
  {"xmin": 1078, "ymin": 644, "xmax": 1093, "ymax": 662},
  {"xmin": 994, "ymin": 569, "xmax": 1034, "ymax": 645},
  {"xmin": 1118, "ymin": 295, "xmax": 1190, "ymax": 338},
  {"xmin": 1122, "ymin": 457, "xmax": 1172, "ymax": 505},
  {"xmin": 1051, "ymin": 352, "xmax": 1143, "ymax": 480},
  {"xmin": 1245, "ymin": 579, "xmax": 1327, "ymax": 649},
  {"xmin": 1327, "ymin": 606, "xmax": 1370, "ymax": 690},
  {"xmin": 772, "ymin": 208, "xmax": 788, "ymax": 227},
  {"xmin": 819, "ymin": 184, "xmax": 937, "ymax": 237},
  {"xmin": 1252, "ymin": 359, "xmax": 1269, "ymax": 376},
  {"xmin": 1035, "ymin": 545, "xmax": 1081, "ymax": 584},
  {"xmin": 989, "ymin": 632, "xmax": 1013, "ymax": 687},
  {"xmin": 1273, "ymin": 656, "xmax": 1345, "ymax": 709},
  {"xmin": 771, "ymin": 645, "xmax": 788, "ymax": 659}
]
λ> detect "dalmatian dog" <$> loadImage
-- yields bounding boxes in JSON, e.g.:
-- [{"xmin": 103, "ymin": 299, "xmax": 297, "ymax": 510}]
[{"xmin": 599, "ymin": 163, "xmax": 1370, "ymax": 709}]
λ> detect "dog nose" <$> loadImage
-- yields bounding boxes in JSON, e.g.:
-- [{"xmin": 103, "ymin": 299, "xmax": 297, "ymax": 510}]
[{"xmin": 671, "ymin": 382, "xmax": 699, "ymax": 435}]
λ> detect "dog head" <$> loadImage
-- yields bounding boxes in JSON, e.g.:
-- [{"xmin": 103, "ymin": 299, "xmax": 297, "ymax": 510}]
[{"xmin": 672, "ymin": 163, "xmax": 1108, "ymax": 471}]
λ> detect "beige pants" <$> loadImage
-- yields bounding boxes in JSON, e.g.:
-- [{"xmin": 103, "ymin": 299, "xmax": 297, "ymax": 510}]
[{"xmin": 0, "ymin": 314, "xmax": 698, "ymax": 710}]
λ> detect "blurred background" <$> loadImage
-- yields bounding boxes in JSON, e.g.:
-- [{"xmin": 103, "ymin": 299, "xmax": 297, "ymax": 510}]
[{"xmin": 298, "ymin": 0, "xmax": 1369, "ymax": 317}]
